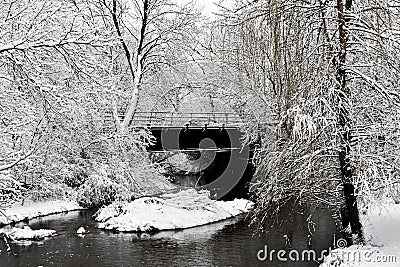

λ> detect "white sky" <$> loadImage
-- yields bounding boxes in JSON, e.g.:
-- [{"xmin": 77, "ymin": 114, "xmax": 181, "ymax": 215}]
[
  {"xmin": 193, "ymin": 0, "xmax": 234, "ymax": 18},
  {"xmin": 199, "ymin": 0, "xmax": 219, "ymax": 16}
]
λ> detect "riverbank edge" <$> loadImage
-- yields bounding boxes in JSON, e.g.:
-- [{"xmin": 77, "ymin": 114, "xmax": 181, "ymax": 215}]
[
  {"xmin": 320, "ymin": 200, "xmax": 400, "ymax": 266},
  {"xmin": 0, "ymin": 200, "xmax": 85, "ymax": 226}
]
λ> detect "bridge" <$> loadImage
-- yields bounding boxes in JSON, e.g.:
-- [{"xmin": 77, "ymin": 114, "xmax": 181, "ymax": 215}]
[
  {"xmin": 127, "ymin": 111, "xmax": 244, "ymax": 129},
  {"xmin": 120, "ymin": 110, "xmax": 256, "ymax": 200}
]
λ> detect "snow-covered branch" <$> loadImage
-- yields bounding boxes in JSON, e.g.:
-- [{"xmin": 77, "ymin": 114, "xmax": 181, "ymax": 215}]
[{"xmin": 0, "ymin": 149, "xmax": 34, "ymax": 172}]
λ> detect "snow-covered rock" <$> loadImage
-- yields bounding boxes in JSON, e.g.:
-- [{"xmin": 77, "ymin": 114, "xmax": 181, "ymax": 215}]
[
  {"xmin": 4, "ymin": 226, "xmax": 56, "ymax": 241},
  {"xmin": 95, "ymin": 189, "xmax": 253, "ymax": 232},
  {"xmin": 76, "ymin": 226, "xmax": 88, "ymax": 234},
  {"xmin": 0, "ymin": 200, "xmax": 83, "ymax": 226}
]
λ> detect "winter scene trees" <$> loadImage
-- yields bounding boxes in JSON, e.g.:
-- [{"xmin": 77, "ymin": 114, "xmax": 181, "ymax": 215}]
[{"xmin": 0, "ymin": 0, "xmax": 399, "ymax": 266}]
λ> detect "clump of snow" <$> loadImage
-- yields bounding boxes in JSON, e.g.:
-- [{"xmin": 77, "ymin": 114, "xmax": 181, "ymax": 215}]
[
  {"xmin": 3, "ymin": 226, "xmax": 56, "ymax": 241},
  {"xmin": 0, "ymin": 200, "xmax": 83, "ymax": 226},
  {"xmin": 320, "ymin": 199, "xmax": 400, "ymax": 266},
  {"xmin": 76, "ymin": 226, "xmax": 88, "ymax": 234},
  {"xmin": 95, "ymin": 189, "xmax": 253, "ymax": 232}
]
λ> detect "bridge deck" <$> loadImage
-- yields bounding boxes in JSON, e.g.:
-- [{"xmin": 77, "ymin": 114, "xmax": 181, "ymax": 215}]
[
  {"xmin": 104, "ymin": 111, "xmax": 276, "ymax": 131},
  {"xmin": 126, "ymin": 111, "xmax": 243, "ymax": 128}
]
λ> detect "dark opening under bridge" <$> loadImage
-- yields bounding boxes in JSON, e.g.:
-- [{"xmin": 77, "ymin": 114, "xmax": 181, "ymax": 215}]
[{"xmin": 126, "ymin": 111, "xmax": 256, "ymax": 200}]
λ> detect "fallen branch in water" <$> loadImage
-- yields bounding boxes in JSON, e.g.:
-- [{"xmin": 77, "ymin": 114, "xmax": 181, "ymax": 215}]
[{"xmin": 2, "ymin": 235, "xmax": 11, "ymax": 252}]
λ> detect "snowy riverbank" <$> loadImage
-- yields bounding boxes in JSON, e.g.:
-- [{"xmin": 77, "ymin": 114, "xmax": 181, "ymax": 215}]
[
  {"xmin": 95, "ymin": 189, "xmax": 254, "ymax": 232},
  {"xmin": 320, "ymin": 199, "xmax": 400, "ymax": 266},
  {"xmin": 0, "ymin": 200, "xmax": 83, "ymax": 226},
  {"xmin": 2, "ymin": 226, "xmax": 57, "ymax": 241}
]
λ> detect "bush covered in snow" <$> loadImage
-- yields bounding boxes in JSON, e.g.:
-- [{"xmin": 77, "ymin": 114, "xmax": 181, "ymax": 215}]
[
  {"xmin": 0, "ymin": 173, "xmax": 25, "ymax": 207},
  {"xmin": 63, "ymin": 166, "xmax": 88, "ymax": 189},
  {"xmin": 77, "ymin": 174, "xmax": 118, "ymax": 208},
  {"xmin": 72, "ymin": 149, "xmax": 176, "ymax": 208}
]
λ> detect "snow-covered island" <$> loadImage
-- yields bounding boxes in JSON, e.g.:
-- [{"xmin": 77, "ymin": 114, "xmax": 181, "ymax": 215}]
[{"xmin": 95, "ymin": 189, "xmax": 254, "ymax": 232}]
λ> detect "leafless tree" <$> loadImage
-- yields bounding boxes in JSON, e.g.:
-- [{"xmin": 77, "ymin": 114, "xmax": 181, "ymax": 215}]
[{"xmin": 101, "ymin": 0, "xmax": 199, "ymax": 132}]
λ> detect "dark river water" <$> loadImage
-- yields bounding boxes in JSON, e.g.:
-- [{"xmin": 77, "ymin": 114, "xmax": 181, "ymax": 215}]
[{"xmin": 0, "ymin": 207, "xmax": 340, "ymax": 267}]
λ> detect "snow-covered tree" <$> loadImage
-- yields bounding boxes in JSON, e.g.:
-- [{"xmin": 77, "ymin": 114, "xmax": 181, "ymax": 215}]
[
  {"xmin": 217, "ymin": 0, "xmax": 400, "ymax": 236},
  {"xmin": 0, "ymin": 0, "xmax": 114, "ymax": 201},
  {"xmin": 0, "ymin": 0, "xmax": 175, "ymax": 206},
  {"xmin": 101, "ymin": 0, "xmax": 199, "ymax": 132}
]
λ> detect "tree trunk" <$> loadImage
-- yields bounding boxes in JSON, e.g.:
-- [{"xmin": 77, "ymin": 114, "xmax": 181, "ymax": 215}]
[
  {"xmin": 336, "ymin": 0, "xmax": 363, "ymax": 238},
  {"xmin": 110, "ymin": 0, "xmax": 149, "ymax": 133},
  {"xmin": 121, "ymin": 57, "xmax": 142, "ymax": 131}
]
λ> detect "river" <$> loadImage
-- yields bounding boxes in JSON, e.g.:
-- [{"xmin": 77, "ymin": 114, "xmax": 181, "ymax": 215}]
[{"xmin": 0, "ymin": 206, "xmax": 340, "ymax": 267}]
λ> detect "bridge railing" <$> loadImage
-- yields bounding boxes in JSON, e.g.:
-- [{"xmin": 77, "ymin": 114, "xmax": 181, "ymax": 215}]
[{"xmin": 126, "ymin": 111, "xmax": 243, "ymax": 128}]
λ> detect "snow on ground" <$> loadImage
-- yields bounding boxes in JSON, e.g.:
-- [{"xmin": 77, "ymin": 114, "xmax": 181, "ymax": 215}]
[
  {"xmin": 0, "ymin": 199, "xmax": 83, "ymax": 226},
  {"xmin": 95, "ymin": 189, "xmax": 253, "ymax": 232},
  {"xmin": 320, "ymin": 199, "xmax": 400, "ymax": 266},
  {"xmin": 1, "ymin": 226, "xmax": 56, "ymax": 241}
]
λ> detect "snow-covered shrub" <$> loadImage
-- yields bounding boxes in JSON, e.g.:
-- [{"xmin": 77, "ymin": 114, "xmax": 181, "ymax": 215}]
[
  {"xmin": 63, "ymin": 167, "xmax": 88, "ymax": 189},
  {"xmin": 77, "ymin": 175, "xmax": 118, "ymax": 208},
  {"xmin": 0, "ymin": 174, "xmax": 24, "ymax": 207}
]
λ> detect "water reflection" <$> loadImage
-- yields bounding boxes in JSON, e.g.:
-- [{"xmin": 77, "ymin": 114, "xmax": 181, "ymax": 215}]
[{"xmin": 0, "ymin": 207, "xmax": 339, "ymax": 267}]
